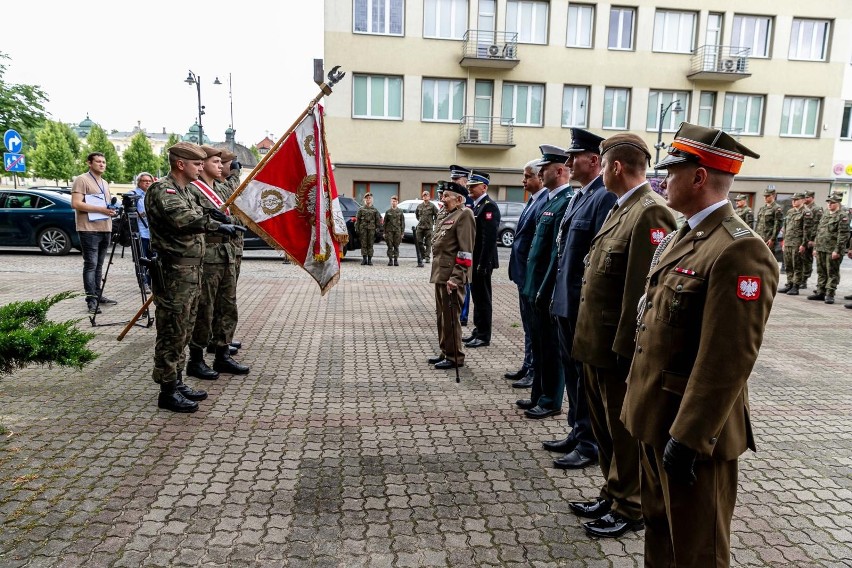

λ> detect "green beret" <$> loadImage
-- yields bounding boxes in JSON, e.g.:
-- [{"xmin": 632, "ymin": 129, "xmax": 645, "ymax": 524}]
[{"xmin": 169, "ymin": 142, "xmax": 207, "ymax": 160}]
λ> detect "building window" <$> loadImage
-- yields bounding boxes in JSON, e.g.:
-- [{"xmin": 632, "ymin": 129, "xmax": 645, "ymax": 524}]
[
  {"xmin": 354, "ymin": 182, "xmax": 399, "ymax": 211},
  {"xmin": 353, "ymin": 74, "xmax": 403, "ymax": 120},
  {"xmin": 722, "ymin": 93, "xmax": 764, "ymax": 135},
  {"xmin": 422, "ymin": 183, "xmax": 438, "ymax": 198},
  {"xmin": 562, "ymin": 85, "xmax": 589, "ymax": 127},
  {"xmin": 698, "ymin": 92, "xmax": 716, "ymax": 128},
  {"xmin": 353, "ymin": 0, "xmax": 404, "ymax": 35},
  {"xmin": 603, "ymin": 87, "xmax": 630, "ymax": 130},
  {"xmin": 566, "ymin": 4, "xmax": 594, "ymax": 48},
  {"xmin": 789, "ymin": 18, "xmax": 830, "ymax": 61},
  {"xmin": 652, "ymin": 10, "xmax": 696, "ymax": 54},
  {"xmin": 608, "ymin": 6, "xmax": 635, "ymax": 50},
  {"xmin": 842, "ymin": 103, "xmax": 852, "ymax": 140},
  {"xmin": 780, "ymin": 96, "xmax": 820, "ymax": 137},
  {"xmin": 424, "ymin": 0, "xmax": 467, "ymax": 39},
  {"xmin": 506, "ymin": 0, "xmax": 548, "ymax": 44},
  {"xmin": 647, "ymin": 91, "xmax": 689, "ymax": 132},
  {"xmin": 422, "ymin": 79, "xmax": 465, "ymax": 122},
  {"xmin": 505, "ymin": 186, "xmax": 526, "ymax": 202},
  {"xmin": 501, "ymin": 82, "xmax": 544, "ymax": 127},
  {"xmin": 731, "ymin": 15, "xmax": 772, "ymax": 58}
]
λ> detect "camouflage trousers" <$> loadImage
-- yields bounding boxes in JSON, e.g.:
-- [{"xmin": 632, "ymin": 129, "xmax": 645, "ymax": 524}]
[
  {"xmin": 359, "ymin": 231, "xmax": 376, "ymax": 257},
  {"xmin": 783, "ymin": 245, "xmax": 807, "ymax": 285},
  {"xmin": 415, "ymin": 228, "xmax": 433, "ymax": 261},
  {"xmin": 190, "ymin": 261, "xmax": 238, "ymax": 350},
  {"xmin": 802, "ymin": 244, "xmax": 815, "ymax": 280},
  {"xmin": 385, "ymin": 231, "xmax": 402, "ymax": 259},
  {"xmin": 152, "ymin": 264, "xmax": 202, "ymax": 385},
  {"xmin": 815, "ymin": 252, "xmax": 842, "ymax": 294}
]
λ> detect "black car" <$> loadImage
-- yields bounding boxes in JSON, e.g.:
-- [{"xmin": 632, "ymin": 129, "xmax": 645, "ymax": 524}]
[
  {"xmin": 0, "ymin": 189, "xmax": 81, "ymax": 255},
  {"xmin": 493, "ymin": 201, "xmax": 526, "ymax": 247}
]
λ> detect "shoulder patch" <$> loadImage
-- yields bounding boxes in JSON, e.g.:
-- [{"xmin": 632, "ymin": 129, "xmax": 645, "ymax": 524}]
[
  {"xmin": 722, "ymin": 216, "xmax": 754, "ymax": 240},
  {"xmin": 642, "ymin": 197, "xmax": 656, "ymax": 207}
]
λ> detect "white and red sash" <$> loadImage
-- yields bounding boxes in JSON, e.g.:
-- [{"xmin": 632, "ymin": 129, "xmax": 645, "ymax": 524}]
[{"xmin": 191, "ymin": 179, "xmax": 230, "ymax": 214}]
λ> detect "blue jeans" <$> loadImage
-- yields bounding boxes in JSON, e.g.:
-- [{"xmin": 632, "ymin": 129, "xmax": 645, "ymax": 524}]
[
  {"xmin": 461, "ymin": 284, "xmax": 471, "ymax": 322},
  {"xmin": 79, "ymin": 231, "xmax": 111, "ymax": 301}
]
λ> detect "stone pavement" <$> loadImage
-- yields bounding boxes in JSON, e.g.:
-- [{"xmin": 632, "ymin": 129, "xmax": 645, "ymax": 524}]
[{"xmin": 0, "ymin": 243, "xmax": 850, "ymax": 567}]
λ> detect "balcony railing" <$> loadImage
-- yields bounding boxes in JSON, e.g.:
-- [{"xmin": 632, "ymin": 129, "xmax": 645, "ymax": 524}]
[
  {"xmin": 460, "ymin": 30, "xmax": 520, "ymax": 69},
  {"xmin": 687, "ymin": 45, "xmax": 752, "ymax": 81},
  {"xmin": 457, "ymin": 116, "xmax": 515, "ymax": 149}
]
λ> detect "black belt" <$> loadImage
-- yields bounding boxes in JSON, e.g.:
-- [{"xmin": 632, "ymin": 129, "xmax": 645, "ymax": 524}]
[
  {"xmin": 159, "ymin": 253, "xmax": 203, "ymax": 266},
  {"xmin": 206, "ymin": 236, "xmax": 230, "ymax": 243}
]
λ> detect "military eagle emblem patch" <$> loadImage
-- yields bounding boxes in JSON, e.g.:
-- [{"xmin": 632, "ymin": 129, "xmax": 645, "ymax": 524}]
[
  {"xmin": 737, "ymin": 276, "xmax": 761, "ymax": 300},
  {"xmin": 650, "ymin": 228, "xmax": 666, "ymax": 245}
]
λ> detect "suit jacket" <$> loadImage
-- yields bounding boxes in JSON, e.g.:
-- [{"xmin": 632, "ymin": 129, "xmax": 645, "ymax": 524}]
[
  {"xmin": 621, "ymin": 203, "xmax": 779, "ymax": 460},
  {"xmin": 430, "ymin": 206, "xmax": 475, "ymax": 287},
  {"xmin": 522, "ymin": 188, "xmax": 572, "ymax": 301},
  {"xmin": 572, "ymin": 185, "xmax": 676, "ymax": 369},
  {"xmin": 548, "ymin": 176, "xmax": 617, "ymax": 321},
  {"xmin": 508, "ymin": 193, "xmax": 548, "ymax": 287},
  {"xmin": 472, "ymin": 196, "xmax": 501, "ymax": 270}
]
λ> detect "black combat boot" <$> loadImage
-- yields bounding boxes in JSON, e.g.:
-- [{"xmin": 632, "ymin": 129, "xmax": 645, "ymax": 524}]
[
  {"xmin": 807, "ymin": 292, "xmax": 825, "ymax": 301},
  {"xmin": 361, "ymin": 256, "xmax": 367, "ymax": 265},
  {"xmin": 825, "ymin": 294, "xmax": 835, "ymax": 304},
  {"xmin": 367, "ymin": 256, "xmax": 373, "ymax": 265},
  {"xmin": 786, "ymin": 286, "xmax": 799, "ymax": 296},
  {"xmin": 187, "ymin": 347, "xmax": 220, "ymax": 380},
  {"xmin": 176, "ymin": 373, "xmax": 208, "ymax": 402},
  {"xmin": 206, "ymin": 344, "xmax": 237, "ymax": 355},
  {"xmin": 213, "ymin": 345, "xmax": 250, "ymax": 375},
  {"xmin": 230, "ymin": 340, "xmax": 242, "ymax": 349},
  {"xmin": 388, "ymin": 259, "xmax": 394, "ymax": 266},
  {"xmin": 158, "ymin": 381, "xmax": 199, "ymax": 413},
  {"xmin": 778, "ymin": 283, "xmax": 793, "ymax": 294},
  {"xmin": 393, "ymin": 258, "xmax": 399, "ymax": 266}
]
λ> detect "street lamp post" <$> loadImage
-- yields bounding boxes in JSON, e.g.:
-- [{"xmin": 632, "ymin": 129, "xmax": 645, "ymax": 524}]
[
  {"xmin": 653, "ymin": 99, "xmax": 683, "ymax": 176},
  {"xmin": 215, "ymin": 73, "xmax": 235, "ymax": 151},
  {"xmin": 185, "ymin": 70, "xmax": 222, "ymax": 144}
]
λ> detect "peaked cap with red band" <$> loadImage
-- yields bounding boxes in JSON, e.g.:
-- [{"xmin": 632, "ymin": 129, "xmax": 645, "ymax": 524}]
[{"xmin": 654, "ymin": 122, "xmax": 759, "ymax": 174}]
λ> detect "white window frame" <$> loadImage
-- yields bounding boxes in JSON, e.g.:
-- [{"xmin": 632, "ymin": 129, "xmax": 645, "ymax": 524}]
[
  {"xmin": 788, "ymin": 18, "xmax": 830, "ymax": 61},
  {"xmin": 652, "ymin": 9, "xmax": 696, "ymax": 54},
  {"xmin": 731, "ymin": 14, "xmax": 772, "ymax": 58},
  {"xmin": 506, "ymin": 0, "xmax": 549, "ymax": 45},
  {"xmin": 352, "ymin": 74, "xmax": 404, "ymax": 120},
  {"xmin": 562, "ymin": 85, "xmax": 589, "ymax": 128},
  {"xmin": 353, "ymin": 0, "xmax": 405, "ymax": 36},
  {"xmin": 647, "ymin": 91, "xmax": 689, "ymax": 133},
  {"xmin": 722, "ymin": 93, "xmax": 764, "ymax": 136},
  {"xmin": 698, "ymin": 91, "xmax": 716, "ymax": 128},
  {"xmin": 421, "ymin": 78, "xmax": 466, "ymax": 122},
  {"xmin": 608, "ymin": 6, "xmax": 635, "ymax": 50},
  {"xmin": 603, "ymin": 87, "xmax": 630, "ymax": 130},
  {"xmin": 566, "ymin": 4, "xmax": 594, "ymax": 49},
  {"xmin": 842, "ymin": 103, "xmax": 852, "ymax": 140},
  {"xmin": 423, "ymin": 0, "xmax": 468, "ymax": 40},
  {"xmin": 780, "ymin": 96, "xmax": 821, "ymax": 138},
  {"xmin": 501, "ymin": 82, "xmax": 545, "ymax": 127}
]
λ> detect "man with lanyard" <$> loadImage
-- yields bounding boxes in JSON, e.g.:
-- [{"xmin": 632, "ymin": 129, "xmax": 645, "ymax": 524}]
[
  {"xmin": 129, "ymin": 172, "xmax": 154, "ymax": 291},
  {"xmin": 70, "ymin": 152, "xmax": 119, "ymax": 313}
]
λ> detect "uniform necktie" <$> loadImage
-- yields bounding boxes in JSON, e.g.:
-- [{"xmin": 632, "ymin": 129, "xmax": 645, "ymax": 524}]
[
  {"xmin": 604, "ymin": 202, "xmax": 619, "ymax": 223},
  {"xmin": 674, "ymin": 222, "xmax": 692, "ymax": 243}
]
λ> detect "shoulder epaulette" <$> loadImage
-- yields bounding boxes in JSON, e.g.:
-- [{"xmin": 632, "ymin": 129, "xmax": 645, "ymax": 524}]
[
  {"xmin": 641, "ymin": 196, "xmax": 656, "ymax": 207},
  {"xmin": 722, "ymin": 216, "xmax": 755, "ymax": 240}
]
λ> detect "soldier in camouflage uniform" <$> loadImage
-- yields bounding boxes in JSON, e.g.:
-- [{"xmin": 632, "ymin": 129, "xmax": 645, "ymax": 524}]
[
  {"xmin": 355, "ymin": 193, "xmax": 382, "ymax": 265},
  {"xmin": 780, "ymin": 192, "xmax": 814, "ymax": 295},
  {"xmin": 144, "ymin": 142, "xmax": 238, "ymax": 413},
  {"xmin": 755, "ymin": 188, "xmax": 784, "ymax": 252},
  {"xmin": 802, "ymin": 190, "xmax": 823, "ymax": 289},
  {"xmin": 383, "ymin": 196, "xmax": 405, "ymax": 266},
  {"xmin": 215, "ymin": 149, "xmax": 244, "ymax": 353},
  {"xmin": 415, "ymin": 190, "xmax": 439, "ymax": 267},
  {"xmin": 808, "ymin": 194, "xmax": 850, "ymax": 304},
  {"xmin": 734, "ymin": 194, "xmax": 754, "ymax": 228},
  {"xmin": 186, "ymin": 146, "xmax": 249, "ymax": 379}
]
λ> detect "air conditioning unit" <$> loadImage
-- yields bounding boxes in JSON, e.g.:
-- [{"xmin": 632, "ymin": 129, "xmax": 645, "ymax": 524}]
[
  {"xmin": 719, "ymin": 57, "xmax": 737, "ymax": 72},
  {"xmin": 487, "ymin": 44, "xmax": 500, "ymax": 57},
  {"xmin": 466, "ymin": 128, "xmax": 480, "ymax": 142}
]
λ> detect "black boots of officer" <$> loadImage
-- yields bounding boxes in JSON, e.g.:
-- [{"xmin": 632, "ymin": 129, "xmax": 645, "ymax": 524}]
[
  {"xmin": 213, "ymin": 345, "xmax": 250, "ymax": 374},
  {"xmin": 187, "ymin": 346, "xmax": 219, "ymax": 380}
]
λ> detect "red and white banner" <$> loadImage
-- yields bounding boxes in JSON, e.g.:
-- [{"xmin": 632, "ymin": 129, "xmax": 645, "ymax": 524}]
[{"xmin": 231, "ymin": 104, "xmax": 348, "ymax": 295}]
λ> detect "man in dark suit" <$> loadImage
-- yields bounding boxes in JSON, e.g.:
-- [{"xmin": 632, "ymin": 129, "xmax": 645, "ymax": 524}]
[
  {"xmin": 542, "ymin": 128, "xmax": 616, "ymax": 469},
  {"xmin": 464, "ymin": 171, "xmax": 500, "ymax": 348},
  {"xmin": 505, "ymin": 159, "xmax": 549, "ymax": 386}
]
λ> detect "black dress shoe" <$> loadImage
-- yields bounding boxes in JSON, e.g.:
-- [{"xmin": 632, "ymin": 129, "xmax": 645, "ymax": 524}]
[
  {"xmin": 553, "ymin": 449, "xmax": 596, "ymax": 469},
  {"xmin": 504, "ymin": 367, "xmax": 528, "ymax": 380},
  {"xmin": 462, "ymin": 334, "xmax": 477, "ymax": 343},
  {"xmin": 434, "ymin": 359, "xmax": 463, "ymax": 369},
  {"xmin": 465, "ymin": 338, "xmax": 490, "ymax": 348},
  {"xmin": 515, "ymin": 399, "xmax": 535, "ymax": 410},
  {"xmin": 524, "ymin": 405, "xmax": 561, "ymax": 419},
  {"xmin": 583, "ymin": 512, "xmax": 644, "ymax": 538},
  {"xmin": 512, "ymin": 375, "xmax": 534, "ymax": 389},
  {"xmin": 542, "ymin": 436, "xmax": 577, "ymax": 453},
  {"xmin": 568, "ymin": 498, "xmax": 611, "ymax": 518},
  {"xmin": 427, "ymin": 354, "xmax": 446, "ymax": 365}
]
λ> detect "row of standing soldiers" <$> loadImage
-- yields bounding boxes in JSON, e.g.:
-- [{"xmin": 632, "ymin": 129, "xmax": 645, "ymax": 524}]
[{"xmin": 353, "ymin": 192, "xmax": 440, "ymax": 267}]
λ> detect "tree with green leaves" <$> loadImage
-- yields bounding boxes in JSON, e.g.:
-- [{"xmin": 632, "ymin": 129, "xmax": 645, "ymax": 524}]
[
  {"xmin": 82, "ymin": 124, "xmax": 125, "ymax": 183},
  {"xmin": 123, "ymin": 132, "xmax": 160, "ymax": 182},
  {"xmin": 28, "ymin": 121, "xmax": 77, "ymax": 183},
  {"xmin": 159, "ymin": 133, "xmax": 181, "ymax": 176},
  {"xmin": 0, "ymin": 52, "xmax": 48, "ymax": 133}
]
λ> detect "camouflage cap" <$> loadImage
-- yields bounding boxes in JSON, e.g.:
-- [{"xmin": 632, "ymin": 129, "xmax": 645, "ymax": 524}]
[
  {"xmin": 735, "ymin": 194, "xmax": 748, "ymax": 201},
  {"xmin": 168, "ymin": 142, "xmax": 207, "ymax": 160},
  {"xmin": 220, "ymin": 149, "xmax": 237, "ymax": 162},
  {"xmin": 763, "ymin": 188, "xmax": 776, "ymax": 196},
  {"xmin": 826, "ymin": 194, "xmax": 843, "ymax": 203},
  {"xmin": 805, "ymin": 190, "xmax": 816, "ymax": 198},
  {"xmin": 792, "ymin": 192, "xmax": 806, "ymax": 200},
  {"xmin": 200, "ymin": 145, "xmax": 223, "ymax": 159}
]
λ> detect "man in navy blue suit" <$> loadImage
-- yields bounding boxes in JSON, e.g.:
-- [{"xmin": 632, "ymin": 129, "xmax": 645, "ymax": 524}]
[
  {"xmin": 464, "ymin": 171, "xmax": 501, "ymax": 348},
  {"xmin": 505, "ymin": 159, "xmax": 549, "ymax": 387}
]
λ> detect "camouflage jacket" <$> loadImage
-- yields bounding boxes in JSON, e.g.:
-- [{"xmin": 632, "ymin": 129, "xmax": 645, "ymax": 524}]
[
  {"xmin": 783, "ymin": 206, "xmax": 814, "ymax": 247},
  {"xmin": 218, "ymin": 171, "xmax": 245, "ymax": 254},
  {"xmin": 355, "ymin": 205, "xmax": 381, "ymax": 233},
  {"xmin": 415, "ymin": 201, "xmax": 438, "ymax": 230},
  {"xmin": 814, "ymin": 208, "xmax": 851, "ymax": 253},
  {"xmin": 383, "ymin": 207, "xmax": 405, "ymax": 235},
  {"xmin": 145, "ymin": 173, "xmax": 222, "ymax": 259},
  {"xmin": 755, "ymin": 202, "xmax": 783, "ymax": 242},
  {"xmin": 735, "ymin": 206, "xmax": 754, "ymax": 228},
  {"xmin": 186, "ymin": 177, "xmax": 240, "ymax": 264},
  {"xmin": 805, "ymin": 204, "xmax": 824, "ymax": 243}
]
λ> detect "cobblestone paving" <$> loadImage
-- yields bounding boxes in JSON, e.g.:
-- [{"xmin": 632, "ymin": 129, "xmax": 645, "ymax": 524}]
[{"xmin": 1, "ymin": 244, "xmax": 850, "ymax": 567}]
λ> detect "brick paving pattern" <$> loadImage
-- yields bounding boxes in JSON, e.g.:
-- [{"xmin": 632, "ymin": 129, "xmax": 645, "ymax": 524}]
[{"xmin": 0, "ymin": 244, "xmax": 850, "ymax": 567}]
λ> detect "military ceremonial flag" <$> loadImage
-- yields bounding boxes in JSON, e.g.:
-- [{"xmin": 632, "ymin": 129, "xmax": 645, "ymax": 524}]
[{"xmin": 231, "ymin": 104, "xmax": 348, "ymax": 295}]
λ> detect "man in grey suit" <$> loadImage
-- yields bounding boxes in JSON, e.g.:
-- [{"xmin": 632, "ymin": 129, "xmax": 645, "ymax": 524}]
[{"xmin": 505, "ymin": 159, "xmax": 548, "ymax": 387}]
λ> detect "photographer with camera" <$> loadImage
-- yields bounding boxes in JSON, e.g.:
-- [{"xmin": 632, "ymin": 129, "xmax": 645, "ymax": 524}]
[{"xmin": 128, "ymin": 172, "xmax": 155, "ymax": 290}]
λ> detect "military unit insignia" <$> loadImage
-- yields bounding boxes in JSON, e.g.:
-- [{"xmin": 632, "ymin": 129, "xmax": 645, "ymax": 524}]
[
  {"xmin": 650, "ymin": 228, "xmax": 666, "ymax": 244},
  {"xmin": 261, "ymin": 188, "xmax": 286, "ymax": 216},
  {"xmin": 737, "ymin": 276, "xmax": 761, "ymax": 300},
  {"xmin": 165, "ymin": 189, "xmax": 176, "ymax": 194}
]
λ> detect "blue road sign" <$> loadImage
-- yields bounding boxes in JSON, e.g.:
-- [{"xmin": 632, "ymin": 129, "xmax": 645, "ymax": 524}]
[
  {"xmin": 4, "ymin": 130, "xmax": 22, "ymax": 153},
  {"xmin": 4, "ymin": 153, "xmax": 26, "ymax": 173}
]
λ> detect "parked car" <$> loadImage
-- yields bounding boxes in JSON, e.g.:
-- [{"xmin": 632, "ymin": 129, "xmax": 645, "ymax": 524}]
[
  {"xmin": 28, "ymin": 185, "xmax": 72, "ymax": 194},
  {"xmin": 493, "ymin": 201, "xmax": 526, "ymax": 247},
  {"xmin": 0, "ymin": 189, "xmax": 81, "ymax": 255},
  {"xmin": 398, "ymin": 199, "xmax": 442, "ymax": 241}
]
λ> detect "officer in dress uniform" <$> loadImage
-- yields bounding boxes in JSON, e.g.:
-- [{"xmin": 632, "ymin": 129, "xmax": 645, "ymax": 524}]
[
  {"xmin": 621, "ymin": 123, "xmax": 778, "ymax": 567},
  {"xmin": 427, "ymin": 182, "xmax": 476, "ymax": 370},
  {"xmin": 463, "ymin": 171, "xmax": 500, "ymax": 348},
  {"xmin": 447, "ymin": 165, "xmax": 474, "ymax": 325},
  {"xmin": 734, "ymin": 194, "xmax": 754, "ymax": 228}
]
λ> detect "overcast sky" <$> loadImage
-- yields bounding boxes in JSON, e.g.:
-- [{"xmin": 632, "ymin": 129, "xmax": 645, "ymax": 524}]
[{"xmin": 3, "ymin": 1, "xmax": 324, "ymax": 147}]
